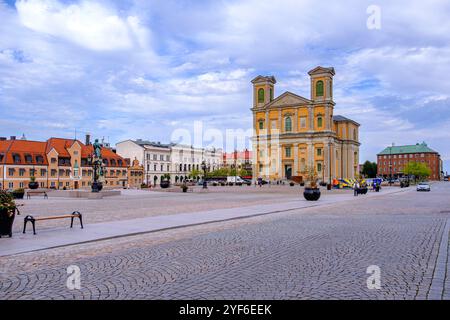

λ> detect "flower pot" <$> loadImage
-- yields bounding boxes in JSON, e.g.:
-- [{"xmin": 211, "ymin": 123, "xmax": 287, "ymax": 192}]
[
  {"xmin": 182, "ymin": 187, "xmax": 188, "ymax": 193},
  {"xmin": 160, "ymin": 180, "xmax": 170, "ymax": 189},
  {"xmin": 327, "ymin": 184, "xmax": 332, "ymax": 191},
  {"xmin": 303, "ymin": 187, "xmax": 321, "ymax": 201},
  {"xmin": 0, "ymin": 208, "xmax": 15, "ymax": 238},
  {"xmin": 28, "ymin": 182, "xmax": 39, "ymax": 190}
]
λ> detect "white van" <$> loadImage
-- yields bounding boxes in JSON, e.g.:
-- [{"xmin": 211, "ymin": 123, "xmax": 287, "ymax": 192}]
[{"xmin": 227, "ymin": 176, "xmax": 245, "ymax": 184}]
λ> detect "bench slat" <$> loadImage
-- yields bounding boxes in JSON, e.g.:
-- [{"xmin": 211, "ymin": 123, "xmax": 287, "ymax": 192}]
[{"xmin": 34, "ymin": 214, "xmax": 80, "ymax": 221}]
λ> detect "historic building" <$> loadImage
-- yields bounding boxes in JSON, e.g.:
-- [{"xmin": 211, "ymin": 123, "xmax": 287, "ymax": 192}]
[
  {"xmin": 0, "ymin": 135, "xmax": 128, "ymax": 190},
  {"xmin": 377, "ymin": 142, "xmax": 443, "ymax": 180},
  {"xmin": 223, "ymin": 149, "xmax": 253, "ymax": 176},
  {"xmin": 127, "ymin": 158, "xmax": 144, "ymax": 188},
  {"xmin": 251, "ymin": 66, "xmax": 360, "ymax": 183},
  {"xmin": 116, "ymin": 140, "xmax": 223, "ymax": 185}
]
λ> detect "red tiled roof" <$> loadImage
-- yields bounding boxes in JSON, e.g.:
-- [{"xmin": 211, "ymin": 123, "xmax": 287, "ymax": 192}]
[
  {"xmin": 0, "ymin": 138, "xmax": 127, "ymax": 167},
  {"xmin": 223, "ymin": 150, "xmax": 252, "ymax": 161}
]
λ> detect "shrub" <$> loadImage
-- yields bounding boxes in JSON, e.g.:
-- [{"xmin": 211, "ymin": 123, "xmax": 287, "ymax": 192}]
[{"xmin": 0, "ymin": 190, "xmax": 16, "ymax": 217}]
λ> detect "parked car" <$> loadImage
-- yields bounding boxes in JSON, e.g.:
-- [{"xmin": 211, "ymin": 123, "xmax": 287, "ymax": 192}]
[
  {"xmin": 444, "ymin": 176, "xmax": 449, "ymax": 182},
  {"xmin": 416, "ymin": 182, "xmax": 431, "ymax": 192}
]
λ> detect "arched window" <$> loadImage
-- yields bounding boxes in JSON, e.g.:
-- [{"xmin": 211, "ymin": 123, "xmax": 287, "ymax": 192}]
[
  {"xmin": 317, "ymin": 116, "xmax": 323, "ymax": 128},
  {"xmin": 285, "ymin": 116, "xmax": 292, "ymax": 132},
  {"xmin": 258, "ymin": 88, "xmax": 265, "ymax": 103},
  {"xmin": 316, "ymin": 80, "xmax": 324, "ymax": 97}
]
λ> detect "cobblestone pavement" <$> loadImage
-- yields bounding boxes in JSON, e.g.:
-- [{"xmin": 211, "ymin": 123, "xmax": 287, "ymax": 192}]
[
  {"xmin": 1, "ymin": 182, "xmax": 450, "ymax": 300},
  {"xmin": 12, "ymin": 185, "xmax": 355, "ymax": 233}
]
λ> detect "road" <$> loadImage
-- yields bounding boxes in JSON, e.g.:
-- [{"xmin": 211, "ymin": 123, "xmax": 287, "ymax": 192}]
[{"xmin": 1, "ymin": 182, "xmax": 449, "ymax": 300}]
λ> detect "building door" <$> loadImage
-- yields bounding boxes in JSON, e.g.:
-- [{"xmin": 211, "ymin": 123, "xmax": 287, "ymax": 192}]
[
  {"xmin": 74, "ymin": 181, "xmax": 79, "ymax": 189},
  {"xmin": 285, "ymin": 165, "xmax": 292, "ymax": 179}
]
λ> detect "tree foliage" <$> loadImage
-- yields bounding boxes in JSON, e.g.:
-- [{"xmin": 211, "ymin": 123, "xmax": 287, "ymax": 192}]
[
  {"xmin": 361, "ymin": 161, "xmax": 377, "ymax": 178},
  {"xmin": 403, "ymin": 161, "xmax": 431, "ymax": 181}
]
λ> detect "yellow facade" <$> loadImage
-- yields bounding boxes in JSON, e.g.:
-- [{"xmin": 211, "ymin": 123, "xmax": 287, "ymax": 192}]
[{"xmin": 251, "ymin": 67, "xmax": 361, "ymax": 183}]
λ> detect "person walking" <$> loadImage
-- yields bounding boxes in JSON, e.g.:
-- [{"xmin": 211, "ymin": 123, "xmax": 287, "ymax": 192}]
[{"xmin": 354, "ymin": 181, "xmax": 359, "ymax": 196}]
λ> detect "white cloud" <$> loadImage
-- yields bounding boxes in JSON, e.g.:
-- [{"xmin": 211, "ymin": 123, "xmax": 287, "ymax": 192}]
[{"xmin": 16, "ymin": 0, "xmax": 151, "ymax": 51}]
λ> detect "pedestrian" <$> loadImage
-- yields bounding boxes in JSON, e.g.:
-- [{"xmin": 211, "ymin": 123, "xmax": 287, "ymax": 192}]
[{"xmin": 354, "ymin": 181, "xmax": 359, "ymax": 196}]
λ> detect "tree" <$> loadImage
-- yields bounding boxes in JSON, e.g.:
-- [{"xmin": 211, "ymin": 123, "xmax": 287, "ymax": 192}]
[
  {"xmin": 361, "ymin": 161, "xmax": 377, "ymax": 178},
  {"xmin": 403, "ymin": 161, "xmax": 431, "ymax": 182},
  {"xmin": 189, "ymin": 169, "xmax": 201, "ymax": 180}
]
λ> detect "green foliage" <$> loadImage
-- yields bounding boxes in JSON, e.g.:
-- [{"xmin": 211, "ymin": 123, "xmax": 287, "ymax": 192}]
[
  {"xmin": 361, "ymin": 161, "xmax": 377, "ymax": 178},
  {"xmin": 30, "ymin": 176, "xmax": 36, "ymax": 183},
  {"xmin": 403, "ymin": 161, "xmax": 432, "ymax": 181},
  {"xmin": 162, "ymin": 173, "xmax": 171, "ymax": 181},
  {"xmin": 189, "ymin": 169, "xmax": 201, "ymax": 179},
  {"xmin": 0, "ymin": 190, "xmax": 16, "ymax": 217}
]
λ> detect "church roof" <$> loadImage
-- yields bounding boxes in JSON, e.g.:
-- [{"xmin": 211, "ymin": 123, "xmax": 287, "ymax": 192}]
[
  {"xmin": 251, "ymin": 75, "xmax": 277, "ymax": 84},
  {"xmin": 308, "ymin": 66, "xmax": 335, "ymax": 76},
  {"xmin": 333, "ymin": 115, "xmax": 360, "ymax": 126}
]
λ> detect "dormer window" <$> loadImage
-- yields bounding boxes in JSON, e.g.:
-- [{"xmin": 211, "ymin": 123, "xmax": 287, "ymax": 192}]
[
  {"xmin": 36, "ymin": 155, "xmax": 44, "ymax": 164},
  {"xmin": 110, "ymin": 159, "xmax": 116, "ymax": 166},
  {"xmin": 0, "ymin": 153, "xmax": 4, "ymax": 162},
  {"xmin": 103, "ymin": 159, "xmax": 109, "ymax": 166},
  {"xmin": 12, "ymin": 153, "xmax": 21, "ymax": 163}
]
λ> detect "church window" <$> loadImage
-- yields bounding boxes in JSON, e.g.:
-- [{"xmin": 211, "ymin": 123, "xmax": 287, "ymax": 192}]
[
  {"xmin": 316, "ymin": 80, "xmax": 324, "ymax": 97},
  {"xmin": 258, "ymin": 120, "xmax": 264, "ymax": 130},
  {"xmin": 258, "ymin": 88, "xmax": 265, "ymax": 103},
  {"xmin": 285, "ymin": 116, "xmax": 292, "ymax": 132},
  {"xmin": 317, "ymin": 116, "xmax": 323, "ymax": 128}
]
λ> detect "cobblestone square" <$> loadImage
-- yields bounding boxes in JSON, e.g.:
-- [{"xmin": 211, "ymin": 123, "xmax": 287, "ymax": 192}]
[{"xmin": 1, "ymin": 183, "xmax": 450, "ymax": 300}]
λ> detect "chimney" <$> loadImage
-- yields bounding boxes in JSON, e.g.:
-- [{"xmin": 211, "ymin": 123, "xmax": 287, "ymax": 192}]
[
  {"xmin": 85, "ymin": 133, "xmax": 91, "ymax": 146},
  {"xmin": 10, "ymin": 136, "xmax": 16, "ymax": 140}
]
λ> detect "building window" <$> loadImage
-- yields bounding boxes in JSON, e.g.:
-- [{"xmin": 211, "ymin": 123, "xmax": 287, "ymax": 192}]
[
  {"xmin": 258, "ymin": 88, "xmax": 265, "ymax": 103},
  {"xmin": 258, "ymin": 120, "xmax": 264, "ymax": 130},
  {"xmin": 317, "ymin": 163, "xmax": 322, "ymax": 172},
  {"xmin": 285, "ymin": 147, "xmax": 291, "ymax": 158},
  {"xmin": 317, "ymin": 148, "xmax": 322, "ymax": 156},
  {"xmin": 19, "ymin": 169, "xmax": 26, "ymax": 176},
  {"xmin": 285, "ymin": 116, "xmax": 292, "ymax": 132},
  {"xmin": 300, "ymin": 117, "xmax": 307, "ymax": 128},
  {"xmin": 316, "ymin": 80, "xmax": 324, "ymax": 97},
  {"xmin": 317, "ymin": 116, "xmax": 323, "ymax": 128}
]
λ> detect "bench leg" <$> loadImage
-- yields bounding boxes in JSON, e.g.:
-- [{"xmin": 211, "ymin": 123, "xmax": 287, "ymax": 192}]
[
  {"xmin": 79, "ymin": 213, "xmax": 83, "ymax": 229},
  {"xmin": 71, "ymin": 212, "xmax": 83, "ymax": 229},
  {"xmin": 32, "ymin": 219, "xmax": 36, "ymax": 235},
  {"xmin": 23, "ymin": 216, "xmax": 36, "ymax": 235}
]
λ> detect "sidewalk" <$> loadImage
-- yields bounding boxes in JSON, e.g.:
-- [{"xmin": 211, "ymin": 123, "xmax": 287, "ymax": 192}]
[{"xmin": 0, "ymin": 187, "xmax": 410, "ymax": 257}]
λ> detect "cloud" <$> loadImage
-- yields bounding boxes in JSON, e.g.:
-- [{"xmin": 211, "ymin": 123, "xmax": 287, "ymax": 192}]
[{"xmin": 15, "ymin": 0, "xmax": 151, "ymax": 51}]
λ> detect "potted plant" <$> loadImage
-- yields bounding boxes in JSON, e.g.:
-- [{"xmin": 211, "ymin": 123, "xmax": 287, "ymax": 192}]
[
  {"xmin": 0, "ymin": 190, "xmax": 18, "ymax": 237},
  {"xmin": 302, "ymin": 166, "xmax": 321, "ymax": 201},
  {"xmin": 28, "ymin": 175, "xmax": 39, "ymax": 190},
  {"xmin": 160, "ymin": 174, "xmax": 171, "ymax": 189},
  {"xmin": 181, "ymin": 183, "xmax": 188, "ymax": 193},
  {"xmin": 12, "ymin": 188, "xmax": 25, "ymax": 199}
]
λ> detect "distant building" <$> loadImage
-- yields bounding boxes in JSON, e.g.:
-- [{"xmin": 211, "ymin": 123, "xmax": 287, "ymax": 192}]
[
  {"xmin": 0, "ymin": 135, "xmax": 128, "ymax": 190},
  {"xmin": 116, "ymin": 140, "xmax": 223, "ymax": 185},
  {"xmin": 127, "ymin": 158, "xmax": 144, "ymax": 188},
  {"xmin": 377, "ymin": 142, "xmax": 443, "ymax": 180},
  {"xmin": 223, "ymin": 149, "xmax": 253, "ymax": 176}
]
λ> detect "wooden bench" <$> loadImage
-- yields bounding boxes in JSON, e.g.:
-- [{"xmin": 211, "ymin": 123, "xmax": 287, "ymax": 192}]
[
  {"xmin": 23, "ymin": 211, "xmax": 83, "ymax": 235},
  {"xmin": 26, "ymin": 191, "xmax": 48, "ymax": 199}
]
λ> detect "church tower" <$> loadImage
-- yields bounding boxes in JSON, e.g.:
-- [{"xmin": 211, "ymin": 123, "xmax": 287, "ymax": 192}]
[
  {"xmin": 308, "ymin": 66, "xmax": 335, "ymax": 132},
  {"xmin": 251, "ymin": 75, "xmax": 276, "ymax": 107}
]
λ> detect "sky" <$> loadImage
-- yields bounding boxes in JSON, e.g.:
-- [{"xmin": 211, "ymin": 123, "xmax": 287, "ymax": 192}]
[{"xmin": 0, "ymin": 0, "xmax": 449, "ymax": 173}]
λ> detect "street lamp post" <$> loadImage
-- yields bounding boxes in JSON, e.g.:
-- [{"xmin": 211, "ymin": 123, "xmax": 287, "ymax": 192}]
[
  {"xmin": 201, "ymin": 160, "xmax": 208, "ymax": 189},
  {"xmin": 389, "ymin": 142, "xmax": 394, "ymax": 186}
]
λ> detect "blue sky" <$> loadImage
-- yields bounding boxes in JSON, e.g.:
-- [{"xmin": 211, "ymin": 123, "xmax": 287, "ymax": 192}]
[{"xmin": 0, "ymin": 0, "xmax": 449, "ymax": 173}]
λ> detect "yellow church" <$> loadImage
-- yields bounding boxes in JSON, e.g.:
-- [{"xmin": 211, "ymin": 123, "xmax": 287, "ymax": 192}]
[{"xmin": 251, "ymin": 66, "xmax": 360, "ymax": 183}]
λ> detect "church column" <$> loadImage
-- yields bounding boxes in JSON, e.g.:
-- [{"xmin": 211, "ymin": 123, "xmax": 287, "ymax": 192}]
[
  {"xmin": 308, "ymin": 107, "xmax": 314, "ymax": 130},
  {"xmin": 265, "ymin": 111, "xmax": 270, "ymax": 134},
  {"xmin": 307, "ymin": 142, "xmax": 314, "ymax": 168},
  {"xmin": 294, "ymin": 109, "xmax": 298, "ymax": 132},
  {"xmin": 294, "ymin": 143, "xmax": 299, "ymax": 176}
]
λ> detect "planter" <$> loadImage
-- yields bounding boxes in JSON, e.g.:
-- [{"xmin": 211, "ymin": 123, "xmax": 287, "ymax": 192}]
[
  {"xmin": 290, "ymin": 182, "xmax": 295, "ymax": 187},
  {"xmin": 300, "ymin": 182, "xmax": 305, "ymax": 187},
  {"xmin": 0, "ymin": 208, "xmax": 15, "ymax": 238},
  {"xmin": 182, "ymin": 187, "xmax": 188, "ymax": 193},
  {"xmin": 303, "ymin": 187, "xmax": 321, "ymax": 201},
  {"xmin": 28, "ymin": 182, "xmax": 39, "ymax": 190},
  {"xmin": 375, "ymin": 185, "xmax": 380, "ymax": 192},
  {"xmin": 12, "ymin": 191, "xmax": 25, "ymax": 199},
  {"xmin": 357, "ymin": 187, "xmax": 368, "ymax": 195},
  {"xmin": 327, "ymin": 184, "xmax": 332, "ymax": 191},
  {"xmin": 91, "ymin": 182, "xmax": 103, "ymax": 192},
  {"xmin": 160, "ymin": 180, "xmax": 170, "ymax": 189}
]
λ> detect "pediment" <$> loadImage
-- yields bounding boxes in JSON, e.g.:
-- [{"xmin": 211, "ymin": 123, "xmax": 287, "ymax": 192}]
[{"xmin": 264, "ymin": 91, "xmax": 311, "ymax": 109}]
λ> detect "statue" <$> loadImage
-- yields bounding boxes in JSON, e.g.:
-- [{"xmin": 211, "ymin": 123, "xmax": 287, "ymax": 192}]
[{"xmin": 93, "ymin": 139, "xmax": 102, "ymax": 159}]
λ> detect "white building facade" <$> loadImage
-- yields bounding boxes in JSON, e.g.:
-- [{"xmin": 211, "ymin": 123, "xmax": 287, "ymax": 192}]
[{"xmin": 116, "ymin": 140, "xmax": 223, "ymax": 185}]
